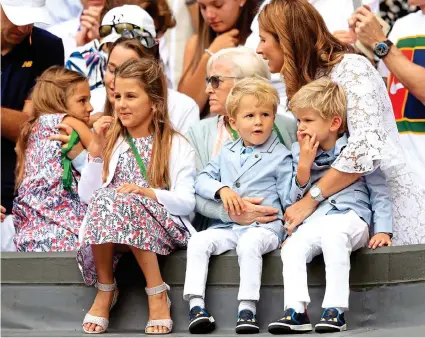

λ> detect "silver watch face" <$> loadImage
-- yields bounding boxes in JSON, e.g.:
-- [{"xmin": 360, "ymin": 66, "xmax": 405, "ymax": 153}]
[
  {"xmin": 375, "ymin": 42, "xmax": 389, "ymax": 57},
  {"xmin": 310, "ymin": 186, "xmax": 320, "ymax": 198}
]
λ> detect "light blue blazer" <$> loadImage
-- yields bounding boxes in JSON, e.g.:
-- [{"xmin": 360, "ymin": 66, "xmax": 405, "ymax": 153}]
[
  {"xmin": 291, "ymin": 134, "xmax": 393, "ymax": 235},
  {"xmin": 195, "ymin": 132, "xmax": 293, "ymax": 241}
]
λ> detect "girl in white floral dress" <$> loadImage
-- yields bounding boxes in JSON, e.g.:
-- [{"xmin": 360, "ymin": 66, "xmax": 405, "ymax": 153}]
[
  {"xmin": 257, "ymin": 0, "xmax": 425, "ymax": 246},
  {"xmin": 13, "ymin": 67, "xmax": 93, "ymax": 252},
  {"xmin": 77, "ymin": 58, "xmax": 196, "ymax": 334}
]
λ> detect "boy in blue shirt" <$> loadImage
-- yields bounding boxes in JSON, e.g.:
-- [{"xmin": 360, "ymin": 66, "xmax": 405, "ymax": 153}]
[
  {"xmin": 183, "ymin": 77, "xmax": 293, "ymax": 334},
  {"xmin": 268, "ymin": 77, "xmax": 392, "ymax": 334}
]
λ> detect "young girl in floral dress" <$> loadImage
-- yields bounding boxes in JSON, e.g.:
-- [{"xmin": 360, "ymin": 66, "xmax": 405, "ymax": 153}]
[
  {"xmin": 77, "ymin": 58, "xmax": 196, "ymax": 334},
  {"xmin": 13, "ymin": 67, "xmax": 93, "ymax": 252}
]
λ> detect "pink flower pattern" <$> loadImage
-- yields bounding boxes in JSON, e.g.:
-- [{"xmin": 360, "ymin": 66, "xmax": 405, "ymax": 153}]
[
  {"xmin": 12, "ymin": 114, "xmax": 87, "ymax": 252},
  {"xmin": 77, "ymin": 136, "xmax": 189, "ymax": 286}
]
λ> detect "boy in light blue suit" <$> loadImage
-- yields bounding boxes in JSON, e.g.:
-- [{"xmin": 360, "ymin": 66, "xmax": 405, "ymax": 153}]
[
  {"xmin": 268, "ymin": 78, "xmax": 393, "ymax": 335},
  {"xmin": 183, "ymin": 77, "xmax": 293, "ymax": 334}
]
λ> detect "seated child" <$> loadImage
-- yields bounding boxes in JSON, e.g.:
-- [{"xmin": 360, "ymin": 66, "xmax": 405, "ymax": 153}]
[
  {"xmin": 268, "ymin": 77, "xmax": 392, "ymax": 334},
  {"xmin": 12, "ymin": 66, "xmax": 93, "ymax": 252},
  {"xmin": 183, "ymin": 77, "xmax": 293, "ymax": 334}
]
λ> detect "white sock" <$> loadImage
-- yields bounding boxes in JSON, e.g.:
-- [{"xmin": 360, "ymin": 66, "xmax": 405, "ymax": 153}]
[
  {"xmin": 287, "ymin": 302, "xmax": 305, "ymax": 313},
  {"xmin": 189, "ymin": 295, "xmax": 205, "ymax": 310},
  {"xmin": 239, "ymin": 300, "xmax": 256, "ymax": 315}
]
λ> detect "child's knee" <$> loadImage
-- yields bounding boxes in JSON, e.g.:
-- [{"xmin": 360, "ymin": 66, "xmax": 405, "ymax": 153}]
[{"xmin": 187, "ymin": 231, "xmax": 218, "ymax": 255}]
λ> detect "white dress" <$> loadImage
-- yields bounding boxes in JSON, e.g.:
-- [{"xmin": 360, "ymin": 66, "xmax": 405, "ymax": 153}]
[{"xmin": 329, "ymin": 54, "xmax": 425, "ymax": 245}]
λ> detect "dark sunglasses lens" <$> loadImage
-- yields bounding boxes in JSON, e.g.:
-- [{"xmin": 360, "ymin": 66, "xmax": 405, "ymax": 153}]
[
  {"xmin": 142, "ymin": 37, "xmax": 157, "ymax": 49},
  {"xmin": 115, "ymin": 23, "xmax": 135, "ymax": 34},
  {"xmin": 99, "ymin": 25, "xmax": 112, "ymax": 37},
  {"xmin": 211, "ymin": 76, "xmax": 220, "ymax": 89}
]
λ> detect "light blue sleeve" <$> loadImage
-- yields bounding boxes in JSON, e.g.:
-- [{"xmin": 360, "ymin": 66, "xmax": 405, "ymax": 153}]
[
  {"xmin": 194, "ymin": 152, "xmax": 226, "ymax": 201},
  {"xmin": 365, "ymin": 168, "xmax": 393, "ymax": 235},
  {"xmin": 289, "ymin": 143, "xmax": 311, "ymax": 203},
  {"xmin": 71, "ymin": 149, "xmax": 88, "ymax": 174},
  {"xmin": 276, "ymin": 148, "xmax": 295, "ymax": 209}
]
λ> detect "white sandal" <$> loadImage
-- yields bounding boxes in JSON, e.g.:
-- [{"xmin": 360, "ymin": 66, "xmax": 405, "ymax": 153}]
[
  {"xmin": 145, "ymin": 282, "xmax": 173, "ymax": 335},
  {"xmin": 82, "ymin": 280, "xmax": 119, "ymax": 334}
]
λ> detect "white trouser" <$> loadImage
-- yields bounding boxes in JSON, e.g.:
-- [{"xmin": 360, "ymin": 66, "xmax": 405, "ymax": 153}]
[
  {"xmin": 184, "ymin": 227, "xmax": 279, "ymax": 301},
  {"xmin": 1, "ymin": 215, "xmax": 16, "ymax": 252},
  {"xmin": 282, "ymin": 211, "xmax": 369, "ymax": 310}
]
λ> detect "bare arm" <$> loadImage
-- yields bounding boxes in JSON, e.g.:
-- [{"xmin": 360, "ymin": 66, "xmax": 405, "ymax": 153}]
[
  {"xmin": 178, "ymin": 35, "xmax": 210, "ymax": 111},
  {"xmin": 0, "ymin": 107, "xmax": 29, "ymax": 142},
  {"xmin": 62, "ymin": 116, "xmax": 93, "ymax": 148},
  {"xmin": 381, "ymin": 46, "xmax": 425, "ymax": 104}
]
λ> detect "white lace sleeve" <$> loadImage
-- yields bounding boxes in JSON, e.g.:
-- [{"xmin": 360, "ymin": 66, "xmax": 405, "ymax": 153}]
[{"xmin": 330, "ymin": 54, "xmax": 406, "ymax": 175}]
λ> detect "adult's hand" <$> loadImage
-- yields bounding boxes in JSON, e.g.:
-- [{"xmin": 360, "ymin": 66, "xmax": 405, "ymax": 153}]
[
  {"xmin": 230, "ymin": 197, "xmax": 279, "ymax": 225},
  {"xmin": 349, "ymin": 6, "xmax": 387, "ymax": 50},
  {"xmin": 333, "ymin": 30, "xmax": 356, "ymax": 44},
  {"xmin": 76, "ymin": 6, "xmax": 102, "ymax": 46},
  {"xmin": 283, "ymin": 195, "xmax": 318, "ymax": 235},
  {"xmin": 49, "ymin": 123, "xmax": 84, "ymax": 160},
  {"xmin": 1, "ymin": 205, "xmax": 6, "ymax": 222}
]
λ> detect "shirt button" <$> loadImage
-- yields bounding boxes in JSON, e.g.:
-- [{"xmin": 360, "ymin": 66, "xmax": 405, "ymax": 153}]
[
  {"xmin": 254, "ymin": 154, "xmax": 259, "ymax": 158},
  {"xmin": 256, "ymin": 222, "xmax": 260, "ymax": 225},
  {"xmin": 331, "ymin": 199, "xmax": 336, "ymax": 204},
  {"xmin": 235, "ymin": 182, "xmax": 241, "ymax": 188}
]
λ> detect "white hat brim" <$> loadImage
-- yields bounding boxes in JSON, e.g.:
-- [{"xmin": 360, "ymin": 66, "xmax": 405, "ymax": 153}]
[
  {"xmin": 2, "ymin": 4, "xmax": 52, "ymax": 25},
  {"xmin": 99, "ymin": 32, "xmax": 121, "ymax": 48}
]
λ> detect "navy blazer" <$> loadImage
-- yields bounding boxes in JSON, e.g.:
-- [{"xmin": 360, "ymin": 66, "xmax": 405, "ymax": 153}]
[
  {"xmin": 195, "ymin": 132, "xmax": 293, "ymax": 241},
  {"xmin": 291, "ymin": 134, "xmax": 393, "ymax": 235}
]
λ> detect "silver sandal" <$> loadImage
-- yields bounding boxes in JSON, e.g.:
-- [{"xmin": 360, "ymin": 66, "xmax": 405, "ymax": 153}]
[
  {"xmin": 145, "ymin": 282, "xmax": 173, "ymax": 335},
  {"xmin": 82, "ymin": 280, "xmax": 119, "ymax": 334}
]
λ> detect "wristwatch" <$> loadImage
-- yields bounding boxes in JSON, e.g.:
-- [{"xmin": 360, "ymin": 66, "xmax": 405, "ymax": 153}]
[
  {"xmin": 88, "ymin": 154, "xmax": 103, "ymax": 163},
  {"xmin": 373, "ymin": 40, "xmax": 393, "ymax": 59},
  {"xmin": 309, "ymin": 184, "xmax": 325, "ymax": 203}
]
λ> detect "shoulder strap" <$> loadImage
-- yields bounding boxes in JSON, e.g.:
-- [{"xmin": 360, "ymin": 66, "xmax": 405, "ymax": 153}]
[
  {"xmin": 61, "ymin": 130, "xmax": 80, "ymax": 192},
  {"xmin": 127, "ymin": 132, "xmax": 148, "ymax": 181}
]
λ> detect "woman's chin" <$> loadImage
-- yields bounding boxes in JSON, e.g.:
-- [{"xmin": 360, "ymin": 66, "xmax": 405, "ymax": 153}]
[{"xmin": 209, "ymin": 105, "xmax": 226, "ymax": 116}]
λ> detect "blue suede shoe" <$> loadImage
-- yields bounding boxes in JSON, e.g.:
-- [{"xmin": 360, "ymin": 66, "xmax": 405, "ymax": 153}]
[
  {"xmin": 315, "ymin": 308, "xmax": 347, "ymax": 333},
  {"xmin": 235, "ymin": 309, "xmax": 260, "ymax": 334},
  {"xmin": 188, "ymin": 306, "xmax": 215, "ymax": 334},
  {"xmin": 268, "ymin": 308, "xmax": 312, "ymax": 334}
]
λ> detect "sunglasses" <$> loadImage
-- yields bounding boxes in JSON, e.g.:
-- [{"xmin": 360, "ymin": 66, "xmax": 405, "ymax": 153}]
[
  {"xmin": 205, "ymin": 75, "xmax": 242, "ymax": 89},
  {"xmin": 99, "ymin": 23, "xmax": 143, "ymax": 37},
  {"xmin": 120, "ymin": 29, "xmax": 158, "ymax": 49}
]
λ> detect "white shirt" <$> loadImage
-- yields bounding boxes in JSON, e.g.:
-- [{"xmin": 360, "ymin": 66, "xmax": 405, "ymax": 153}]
[
  {"xmin": 90, "ymin": 87, "xmax": 200, "ymax": 135},
  {"xmin": 47, "ymin": 17, "xmax": 80, "ymax": 61}
]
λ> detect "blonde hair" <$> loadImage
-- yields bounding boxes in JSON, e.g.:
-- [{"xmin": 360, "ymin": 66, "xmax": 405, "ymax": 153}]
[
  {"xmin": 226, "ymin": 76, "xmax": 280, "ymax": 119},
  {"xmin": 102, "ymin": 58, "xmax": 175, "ymax": 189},
  {"xmin": 289, "ymin": 77, "xmax": 347, "ymax": 133},
  {"xmin": 15, "ymin": 66, "xmax": 88, "ymax": 190},
  {"xmin": 258, "ymin": 0, "xmax": 354, "ymax": 101}
]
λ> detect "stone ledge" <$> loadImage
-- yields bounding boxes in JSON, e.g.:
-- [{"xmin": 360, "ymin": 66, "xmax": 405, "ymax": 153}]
[{"xmin": 2, "ymin": 245, "xmax": 425, "ymax": 286}]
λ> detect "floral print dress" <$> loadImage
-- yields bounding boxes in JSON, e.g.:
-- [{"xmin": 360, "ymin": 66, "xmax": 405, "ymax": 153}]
[
  {"xmin": 77, "ymin": 136, "xmax": 189, "ymax": 286},
  {"xmin": 13, "ymin": 114, "xmax": 87, "ymax": 252}
]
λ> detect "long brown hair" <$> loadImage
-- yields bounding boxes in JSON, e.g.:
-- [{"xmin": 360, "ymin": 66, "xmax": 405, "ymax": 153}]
[
  {"xmin": 181, "ymin": 0, "xmax": 259, "ymax": 80},
  {"xmin": 15, "ymin": 67, "xmax": 88, "ymax": 190},
  {"xmin": 104, "ymin": 37, "xmax": 157, "ymax": 116},
  {"xmin": 258, "ymin": 0, "xmax": 354, "ymax": 101},
  {"xmin": 102, "ymin": 58, "xmax": 174, "ymax": 189}
]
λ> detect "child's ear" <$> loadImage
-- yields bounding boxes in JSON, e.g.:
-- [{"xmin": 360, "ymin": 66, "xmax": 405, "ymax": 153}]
[
  {"xmin": 229, "ymin": 117, "xmax": 237, "ymax": 130},
  {"xmin": 330, "ymin": 116, "xmax": 342, "ymax": 133}
]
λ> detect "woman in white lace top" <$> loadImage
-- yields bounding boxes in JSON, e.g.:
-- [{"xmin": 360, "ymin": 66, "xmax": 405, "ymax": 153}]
[{"xmin": 256, "ymin": 0, "xmax": 425, "ymax": 245}]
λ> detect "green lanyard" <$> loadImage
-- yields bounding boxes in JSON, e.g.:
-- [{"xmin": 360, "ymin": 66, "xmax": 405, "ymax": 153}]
[
  {"xmin": 127, "ymin": 132, "xmax": 169, "ymax": 190},
  {"xmin": 61, "ymin": 130, "xmax": 80, "ymax": 192},
  {"xmin": 127, "ymin": 132, "xmax": 148, "ymax": 181},
  {"xmin": 228, "ymin": 123, "xmax": 284, "ymax": 144}
]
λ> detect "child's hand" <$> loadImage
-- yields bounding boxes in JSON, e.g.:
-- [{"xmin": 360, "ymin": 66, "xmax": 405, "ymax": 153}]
[
  {"xmin": 368, "ymin": 233, "xmax": 392, "ymax": 249},
  {"xmin": 117, "ymin": 183, "xmax": 145, "ymax": 195},
  {"xmin": 218, "ymin": 187, "xmax": 245, "ymax": 216},
  {"xmin": 1, "ymin": 205, "xmax": 6, "ymax": 222},
  {"xmin": 89, "ymin": 116, "xmax": 113, "ymax": 157},
  {"xmin": 298, "ymin": 131, "xmax": 319, "ymax": 169}
]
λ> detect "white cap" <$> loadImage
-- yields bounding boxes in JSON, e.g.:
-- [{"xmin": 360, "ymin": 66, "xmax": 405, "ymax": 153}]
[
  {"xmin": 0, "ymin": 0, "xmax": 52, "ymax": 25},
  {"xmin": 100, "ymin": 5, "xmax": 156, "ymax": 46}
]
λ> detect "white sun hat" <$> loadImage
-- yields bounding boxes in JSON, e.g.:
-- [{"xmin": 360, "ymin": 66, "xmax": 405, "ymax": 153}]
[
  {"xmin": 99, "ymin": 5, "xmax": 156, "ymax": 46},
  {"xmin": 0, "ymin": 0, "xmax": 52, "ymax": 26}
]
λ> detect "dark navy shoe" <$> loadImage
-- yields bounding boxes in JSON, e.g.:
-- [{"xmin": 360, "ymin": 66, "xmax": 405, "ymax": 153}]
[
  {"xmin": 315, "ymin": 308, "xmax": 347, "ymax": 333},
  {"xmin": 235, "ymin": 309, "xmax": 260, "ymax": 334},
  {"xmin": 188, "ymin": 306, "xmax": 216, "ymax": 334},
  {"xmin": 268, "ymin": 308, "xmax": 312, "ymax": 334}
]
